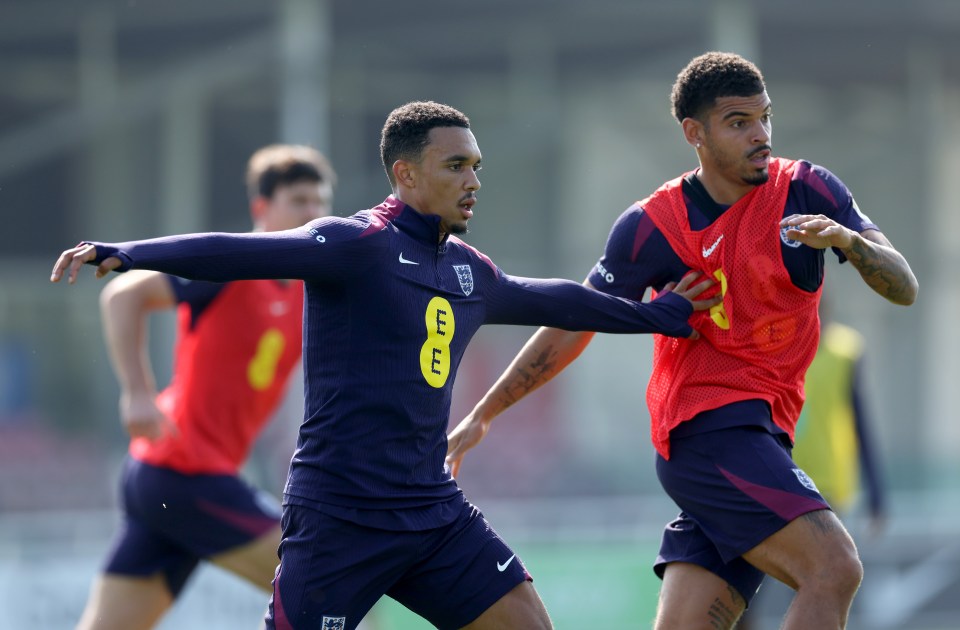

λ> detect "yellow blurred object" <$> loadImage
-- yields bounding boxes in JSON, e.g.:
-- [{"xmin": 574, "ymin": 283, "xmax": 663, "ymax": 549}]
[{"xmin": 793, "ymin": 322, "xmax": 864, "ymax": 512}]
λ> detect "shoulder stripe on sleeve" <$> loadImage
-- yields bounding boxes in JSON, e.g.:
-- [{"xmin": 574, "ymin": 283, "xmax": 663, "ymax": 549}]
[
  {"xmin": 359, "ymin": 201, "xmax": 404, "ymax": 238},
  {"xmin": 793, "ymin": 160, "xmax": 838, "ymax": 208},
  {"xmin": 448, "ymin": 236, "xmax": 497, "ymax": 272},
  {"xmin": 631, "ymin": 207, "xmax": 657, "ymax": 264}
]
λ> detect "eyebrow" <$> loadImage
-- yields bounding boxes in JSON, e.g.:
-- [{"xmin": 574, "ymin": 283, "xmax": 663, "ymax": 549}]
[
  {"xmin": 443, "ymin": 154, "xmax": 481, "ymax": 164},
  {"xmin": 721, "ymin": 106, "xmax": 771, "ymax": 121}
]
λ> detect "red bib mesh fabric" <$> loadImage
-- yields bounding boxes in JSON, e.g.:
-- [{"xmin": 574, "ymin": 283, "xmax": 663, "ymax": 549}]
[{"xmin": 643, "ymin": 158, "xmax": 822, "ymax": 459}]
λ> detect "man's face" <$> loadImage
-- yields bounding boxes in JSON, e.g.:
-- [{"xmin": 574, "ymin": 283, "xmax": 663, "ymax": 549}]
[
  {"xmin": 259, "ymin": 179, "xmax": 334, "ymax": 232},
  {"xmin": 701, "ymin": 91, "xmax": 773, "ymax": 187},
  {"xmin": 407, "ymin": 126, "xmax": 481, "ymax": 236}
]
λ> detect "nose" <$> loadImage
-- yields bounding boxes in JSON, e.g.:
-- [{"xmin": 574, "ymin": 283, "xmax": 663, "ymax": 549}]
[
  {"xmin": 753, "ymin": 120, "xmax": 771, "ymax": 144},
  {"xmin": 465, "ymin": 168, "xmax": 481, "ymax": 191}
]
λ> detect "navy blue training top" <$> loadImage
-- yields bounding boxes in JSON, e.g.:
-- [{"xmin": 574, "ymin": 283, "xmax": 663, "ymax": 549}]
[{"xmin": 90, "ymin": 195, "xmax": 695, "ymax": 530}]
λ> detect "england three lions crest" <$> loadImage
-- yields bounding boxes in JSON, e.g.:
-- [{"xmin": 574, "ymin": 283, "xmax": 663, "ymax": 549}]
[{"xmin": 453, "ymin": 265, "xmax": 474, "ymax": 296}]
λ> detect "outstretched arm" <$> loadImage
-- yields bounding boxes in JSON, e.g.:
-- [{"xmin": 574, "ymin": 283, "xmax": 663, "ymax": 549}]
[
  {"xmin": 444, "ymin": 275, "xmax": 714, "ymax": 477},
  {"xmin": 51, "ymin": 230, "xmax": 325, "ymax": 285},
  {"xmin": 780, "ymin": 216, "xmax": 918, "ymax": 305},
  {"xmin": 484, "ymin": 270, "xmax": 718, "ymax": 337},
  {"xmin": 99, "ymin": 270, "xmax": 178, "ymax": 441}
]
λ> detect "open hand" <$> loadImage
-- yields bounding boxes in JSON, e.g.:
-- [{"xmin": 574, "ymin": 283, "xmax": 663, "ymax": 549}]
[
  {"xmin": 445, "ymin": 413, "xmax": 490, "ymax": 478},
  {"xmin": 50, "ymin": 242, "xmax": 121, "ymax": 284}
]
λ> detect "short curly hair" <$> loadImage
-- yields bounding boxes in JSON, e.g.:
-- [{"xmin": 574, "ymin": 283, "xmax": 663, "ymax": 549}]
[
  {"xmin": 380, "ymin": 101, "xmax": 471, "ymax": 185},
  {"xmin": 670, "ymin": 52, "xmax": 766, "ymax": 123}
]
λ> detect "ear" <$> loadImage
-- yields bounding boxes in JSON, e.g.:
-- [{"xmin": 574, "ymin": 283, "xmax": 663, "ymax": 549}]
[
  {"xmin": 681, "ymin": 117, "xmax": 704, "ymax": 150},
  {"xmin": 392, "ymin": 160, "xmax": 416, "ymax": 189},
  {"xmin": 250, "ymin": 195, "xmax": 269, "ymax": 225}
]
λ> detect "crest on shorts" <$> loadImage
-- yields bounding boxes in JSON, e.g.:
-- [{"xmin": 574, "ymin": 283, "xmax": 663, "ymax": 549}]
[
  {"xmin": 792, "ymin": 468, "xmax": 819, "ymax": 492},
  {"xmin": 453, "ymin": 264, "xmax": 474, "ymax": 296},
  {"xmin": 322, "ymin": 616, "xmax": 346, "ymax": 630}
]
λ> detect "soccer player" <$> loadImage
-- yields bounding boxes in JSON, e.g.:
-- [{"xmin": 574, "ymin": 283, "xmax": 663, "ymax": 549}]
[
  {"xmin": 445, "ymin": 53, "xmax": 918, "ymax": 630},
  {"xmin": 74, "ymin": 145, "xmax": 335, "ymax": 630},
  {"xmin": 52, "ymin": 101, "xmax": 717, "ymax": 630}
]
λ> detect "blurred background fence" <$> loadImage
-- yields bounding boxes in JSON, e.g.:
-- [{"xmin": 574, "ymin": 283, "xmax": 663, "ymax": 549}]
[{"xmin": 1, "ymin": 1, "xmax": 958, "ymax": 627}]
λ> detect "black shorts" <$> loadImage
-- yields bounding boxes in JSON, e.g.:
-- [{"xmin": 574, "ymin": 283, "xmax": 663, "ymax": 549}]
[
  {"xmin": 265, "ymin": 498, "xmax": 530, "ymax": 630},
  {"xmin": 103, "ymin": 457, "xmax": 280, "ymax": 596}
]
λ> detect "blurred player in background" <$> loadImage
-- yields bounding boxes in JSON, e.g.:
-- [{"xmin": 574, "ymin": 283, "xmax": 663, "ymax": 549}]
[
  {"xmin": 794, "ymin": 312, "xmax": 886, "ymax": 530},
  {"xmin": 75, "ymin": 145, "xmax": 335, "ymax": 630},
  {"xmin": 52, "ymin": 100, "xmax": 716, "ymax": 630},
  {"xmin": 446, "ymin": 52, "xmax": 917, "ymax": 629}
]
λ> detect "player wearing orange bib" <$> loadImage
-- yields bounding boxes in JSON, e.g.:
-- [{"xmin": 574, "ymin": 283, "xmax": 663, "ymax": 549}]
[{"xmin": 446, "ymin": 53, "xmax": 918, "ymax": 629}]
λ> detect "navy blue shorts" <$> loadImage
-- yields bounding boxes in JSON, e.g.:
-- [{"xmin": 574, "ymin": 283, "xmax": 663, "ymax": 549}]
[
  {"xmin": 103, "ymin": 457, "xmax": 281, "ymax": 596},
  {"xmin": 265, "ymin": 498, "xmax": 531, "ymax": 630},
  {"xmin": 654, "ymin": 426, "xmax": 830, "ymax": 604}
]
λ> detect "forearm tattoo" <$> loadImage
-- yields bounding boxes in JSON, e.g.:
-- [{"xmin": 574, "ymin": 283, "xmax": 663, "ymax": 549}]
[
  {"xmin": 844, "ymin": 236, "xmax": 917, "ymax": 305},
  {"xmin": 497, "ymin": 345, "xmax": 560, "ymax": 410}
]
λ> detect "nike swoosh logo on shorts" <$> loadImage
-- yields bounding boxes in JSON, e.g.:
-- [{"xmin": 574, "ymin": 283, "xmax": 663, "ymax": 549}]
[
  {"xmin": 399, "ymin": 252, "xmax": 419, "ymax": 265},
  {"xmin": 497, "ymin": 554, "xmax": 516, "ymax": 572},
  {"xmin": 702, "ymin": 234, "xmax": 724, "ymax": 258}
]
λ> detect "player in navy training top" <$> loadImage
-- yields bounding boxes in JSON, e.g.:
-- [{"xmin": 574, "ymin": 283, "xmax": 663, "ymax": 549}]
[
  {"xmin": 52, "ymin": 101, "xmax": 718, "ymax": 630},
  {"xmin": 447, "ymin": 54, "xmax": 917, "ymax": 630}
]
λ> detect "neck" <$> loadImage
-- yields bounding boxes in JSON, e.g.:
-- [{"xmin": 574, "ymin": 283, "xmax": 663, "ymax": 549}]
[
  {"xmin": 695, "ymin": 168, "xmax": 754, "ymax": 206},
  {"xmin": 394, "ymin": 190, "xmax": 447, "ymax": 243}
]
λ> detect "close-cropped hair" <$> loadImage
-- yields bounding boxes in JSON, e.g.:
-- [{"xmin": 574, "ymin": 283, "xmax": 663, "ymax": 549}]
[
  {"xmin": 670, "ymin": 51, "xmax": 766, "ymax": 123},
  {"xmin": 380, "ymin": 101, "xmax": 471, "ymax": 185},
  {"xmin": 245, "ymin": 144, "xmax": 336, "ymax": 200}
]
